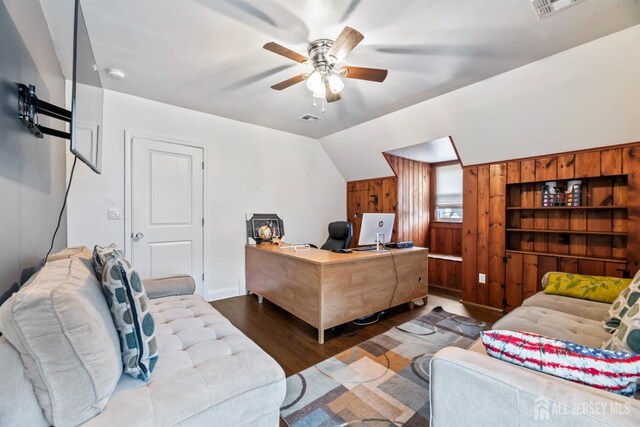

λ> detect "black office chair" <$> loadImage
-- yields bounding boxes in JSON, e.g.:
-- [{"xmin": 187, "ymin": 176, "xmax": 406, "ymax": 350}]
[{"xmin": 320, "ymin": 221, "xmax": 353, "ymax": 251}]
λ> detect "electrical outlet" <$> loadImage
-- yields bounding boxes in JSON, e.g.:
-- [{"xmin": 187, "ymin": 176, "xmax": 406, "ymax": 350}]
[
  {"xmin": 107, "ymin": 208, "xmax": 122, "ymax": 220},
  {"xmin": 478, "ymin": 273, "xmax": 486, "ymax": 284}
]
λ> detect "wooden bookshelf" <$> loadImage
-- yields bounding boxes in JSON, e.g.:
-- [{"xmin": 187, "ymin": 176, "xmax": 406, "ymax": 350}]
[
  {"xmin": 502, "ymin": 172, "xmax": 631, "ymax": 312},
  {"xmin": 506, "ymin": 228, "xmax": 627, "ymax": 236},
  {"xmin": 505, "ymin": 249, "xmax": 627, "ymax": 263},
  {"xmin": 505, "ymin": 175, "xmax": 629, "ymax": 263},
  {"xmin": 506, "ymin": 206, "xmax": 627, "ymax": 210},
  {"xmin": 462, "ymin": 144, "xmax": 640, "ymax": 314}
]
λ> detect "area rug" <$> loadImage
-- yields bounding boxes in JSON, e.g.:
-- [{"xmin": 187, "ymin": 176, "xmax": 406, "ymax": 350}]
[{"xmin": 280, "ymin": 307, "xmax": 489, "ymax": 426}]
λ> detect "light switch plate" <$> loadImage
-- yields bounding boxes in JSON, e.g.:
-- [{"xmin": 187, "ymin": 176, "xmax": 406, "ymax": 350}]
[
  {"xmin": 107, "ymin": 208, "xmax": 122, "ymax": 220},
  {"xmin": 478, "ymin": 273, "xmax": 486, "ymax": 284}
]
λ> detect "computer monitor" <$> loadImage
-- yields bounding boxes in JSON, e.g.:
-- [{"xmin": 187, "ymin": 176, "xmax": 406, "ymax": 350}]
[{"xmin": 358, "ymin": 213, "xmax": 395, "ymax": 246}]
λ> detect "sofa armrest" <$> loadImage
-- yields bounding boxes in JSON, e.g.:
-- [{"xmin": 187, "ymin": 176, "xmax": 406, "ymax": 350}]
[
  {"xmin": 430, "ymin": 347, "xmax": 640, "ymax": 427},
  {"xmin": 142, "ymin": 275, "xmax": 195, "ymax": 299}
]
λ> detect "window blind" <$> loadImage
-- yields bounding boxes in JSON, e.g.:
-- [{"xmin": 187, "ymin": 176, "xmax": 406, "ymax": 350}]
[{"xmin": 435, "ymin": 164, "xmax": 463, "ymax": 206}]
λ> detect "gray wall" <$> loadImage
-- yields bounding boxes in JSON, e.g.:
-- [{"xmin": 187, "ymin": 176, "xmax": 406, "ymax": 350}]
[{"xmin": 0, "ymin": 0, "xmax": 67, "ymax": 303}]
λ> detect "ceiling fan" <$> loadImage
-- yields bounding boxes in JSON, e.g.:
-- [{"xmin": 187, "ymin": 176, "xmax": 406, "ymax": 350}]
[{"xmin": 263, "ymin": 26, "xmax": 388, "ymax": 107}]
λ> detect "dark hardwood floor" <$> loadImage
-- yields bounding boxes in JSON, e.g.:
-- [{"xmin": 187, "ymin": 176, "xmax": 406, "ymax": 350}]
[{"xmin": 211, "ymin": 288, "xmax": 503, "ymax": 377}]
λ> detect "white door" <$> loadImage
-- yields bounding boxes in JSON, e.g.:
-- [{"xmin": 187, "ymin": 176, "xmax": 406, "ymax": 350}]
[{"xmin": 130, "ymin": 136, "xmax": 204, "ymax": 296}]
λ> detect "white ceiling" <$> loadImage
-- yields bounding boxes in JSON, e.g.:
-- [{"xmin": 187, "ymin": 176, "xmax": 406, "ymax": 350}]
[
  {"xmin": 40, "ymin": 0, "xmax": 640, "ymax": 139},
  {"xmin": 385, "ymin": 137, "xmax": 457, "ymax": 163}
]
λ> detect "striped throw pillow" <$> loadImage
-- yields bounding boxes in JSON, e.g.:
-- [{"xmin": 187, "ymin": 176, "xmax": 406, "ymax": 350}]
[{"xmin": 480, "ymin": 330, "xmax": 640, "ymax": 396}]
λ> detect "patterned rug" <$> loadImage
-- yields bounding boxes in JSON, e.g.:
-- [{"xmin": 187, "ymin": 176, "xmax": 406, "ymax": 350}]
[{"xmin": 280, "ymin": 307, "xmax": 489, "ymax": 426}]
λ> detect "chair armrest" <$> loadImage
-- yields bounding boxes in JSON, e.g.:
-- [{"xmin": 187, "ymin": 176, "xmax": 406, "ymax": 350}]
[
  {"xmin": 430, "ymin": 347, "xmax": 640, "ymax": 427},
  {"xmin": 142, "ymin": 275, "xmax": 195, "ymax": 299}
]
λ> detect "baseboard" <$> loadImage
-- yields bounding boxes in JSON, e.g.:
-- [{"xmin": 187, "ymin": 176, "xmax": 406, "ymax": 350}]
[
  {"xmin": 205, "ymin": 286, "xmax": 242, "ymax": 302},
  {"xmin": 460, "ymin": 300, "xmax": 505, "ymax": 314}
]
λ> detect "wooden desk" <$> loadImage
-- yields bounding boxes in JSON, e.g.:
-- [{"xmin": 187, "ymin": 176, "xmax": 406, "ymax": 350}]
[{"xmin": 245, "ymin": 244, "xmax": 428, "ymax": 343}]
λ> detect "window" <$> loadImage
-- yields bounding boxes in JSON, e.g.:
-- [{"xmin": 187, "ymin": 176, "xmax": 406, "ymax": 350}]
[{"xmin": 434, "ymin": 163, "xmax": 463, "ymax": 222}]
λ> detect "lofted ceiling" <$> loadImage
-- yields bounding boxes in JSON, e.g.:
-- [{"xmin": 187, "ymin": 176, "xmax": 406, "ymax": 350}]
[{"xmin": 39, "ymin": 0, "xmax": 640, "ymax": 139}]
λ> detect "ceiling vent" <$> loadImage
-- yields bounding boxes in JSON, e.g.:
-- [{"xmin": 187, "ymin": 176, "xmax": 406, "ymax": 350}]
[
  {"xmin": 531, "ymin": 0, "xmax": 586, "ymax": 19},
  {"xmin": 297, "ymin": 114, "xmax": 320, "ymax": 122}
]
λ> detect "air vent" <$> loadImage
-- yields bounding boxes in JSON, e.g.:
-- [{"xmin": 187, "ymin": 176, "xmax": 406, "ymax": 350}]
[
  {"xmin": 531, "ymin": 0, "xmax": 586, "ymax": 19},
  {"xmin": 298, "ymin": 114, "xmax": 320, "ymax": 122}
]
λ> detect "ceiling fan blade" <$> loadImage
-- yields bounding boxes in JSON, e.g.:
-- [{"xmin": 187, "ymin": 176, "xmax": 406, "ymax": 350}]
[
  {"xmin": 341, "ymin": 66, "xmax": 388, "ymax": 82},
  {"xmin": 270, "ymin": 73, "xmax": 308, "ymax": 91},
  {"xmin": 263, "ymin": 42, "xmax": 309, "ymax": 64},
  {"xmin": 327, "ymin": 26, "xmax": 364, "ymax": 63},
  {"xmin": 325, "ymin": 82, "xmax": 341, "ymax": 103}
]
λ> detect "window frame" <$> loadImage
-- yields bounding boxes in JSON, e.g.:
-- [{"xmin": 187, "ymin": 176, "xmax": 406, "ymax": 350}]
[{"xmin": 431, "ymin": 161, "xmax": 463, "ymax": 223}]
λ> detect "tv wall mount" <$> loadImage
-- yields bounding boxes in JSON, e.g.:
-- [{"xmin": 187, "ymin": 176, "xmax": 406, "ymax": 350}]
[{"xmin": 18, "ymin": 83, "xmax": 71, "ymax": 140}]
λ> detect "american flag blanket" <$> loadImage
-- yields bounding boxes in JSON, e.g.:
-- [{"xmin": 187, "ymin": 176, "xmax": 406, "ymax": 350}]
[{"xmin": 481, "ymin": 330, "xmax": 640, "ymax": 396}]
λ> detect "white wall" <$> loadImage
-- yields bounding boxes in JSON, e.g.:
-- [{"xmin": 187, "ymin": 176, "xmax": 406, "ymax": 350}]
[
  {"xmin": 320, "ymin": 25, "xmax": 640, "ymax": 181},
  {"xmin": 66, "ymin": 90, "xmax": 345, "ymax": 301}
]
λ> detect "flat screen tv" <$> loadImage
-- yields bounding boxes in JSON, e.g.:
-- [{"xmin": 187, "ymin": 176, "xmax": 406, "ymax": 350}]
[{"xmin": 70, "ymin": 0, "xmax": 103, "ymax": 174}]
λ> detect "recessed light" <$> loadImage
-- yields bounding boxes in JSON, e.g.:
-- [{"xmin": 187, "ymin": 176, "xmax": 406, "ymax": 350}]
[{"xmin": 105, "ymin": 68, "xmax": 126, "ymax": 80}]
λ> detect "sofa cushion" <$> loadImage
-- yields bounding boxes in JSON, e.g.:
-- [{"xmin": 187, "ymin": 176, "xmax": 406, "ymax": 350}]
[
  {"xmin": 0, "ymin": 257, "xmax": 122, "ymax": 426},
  {"xmin": 83, "ymin": 294, "xmax": 286, "ymax": 426},
  {"xmin": 481, "ymin": 330, "xmax": 640, "ymax": 396},
  {"xmin": 603, "ymin": 301, "xmax": 640, "ymax": 354},
  {"xmin": 143, "ymin": 275, "xmax": 196, "ymax": 299},
  {"xmin": 0, "ymin": 337, "xmax": 49, "ymax": 427},
  {"xmin": 522, "ymin": 292, "xmax": 610, "ymax": 321},
  {"xmin": 492, "ymin": 305, "xmax": 611, "ymax": 348},
  {"xmin": 46, "ymin": 245, "xmax": 94, "ymax": 263},
  {"xmin": 102, "ymin": 257, "xmax": 158, "ymax": 381},
  {"xmin": 542, "ymin": 272, "xmax": 631, "ymax": 304}
]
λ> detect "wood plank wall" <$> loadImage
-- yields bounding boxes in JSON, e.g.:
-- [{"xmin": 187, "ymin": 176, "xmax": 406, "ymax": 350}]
[
  {"xmin": 346, "ymin": 177, "xmax": 398, "ymax": 247},
  {"xmin": 384, "ymin": 153, "xmax": 430, "ymax": 247},
  {"xmin": 345, "ymin": 154, "xmax": 430, "ymax": 247},
  {"xmin": 428, "ymin": 223, "xmax": 463, "ymax": 292},
  {"xmin": 346, "ymin": 155, "xmax": 464, "ymax": 292},
  {"xmin": 429, "ymin": 223, "xmax": 462, "ymax": 255},
  {"xmin": 462, "ymin": 142, "xmax": 640, "ymax": 311}
]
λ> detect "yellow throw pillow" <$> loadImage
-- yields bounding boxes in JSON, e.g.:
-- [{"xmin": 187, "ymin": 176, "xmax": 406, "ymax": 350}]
[{"xmin": 543, "ymin": 272, "xmax": 631, "ymax": 304}]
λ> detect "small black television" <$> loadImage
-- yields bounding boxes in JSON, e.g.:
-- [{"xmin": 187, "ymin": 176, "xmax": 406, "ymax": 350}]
[{"xmin": 70, "ymin": 0, "xmax": 103, "ymax": 174}]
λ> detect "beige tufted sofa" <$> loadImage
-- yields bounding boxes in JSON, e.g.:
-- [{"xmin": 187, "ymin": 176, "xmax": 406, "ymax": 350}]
[
  {"xmin": 0, "ymin": 247, "xmax": 286, "ymax": 426},
  {"xmin": 430, "ymin": 290, "xmax": 640, "ymax": 426}
]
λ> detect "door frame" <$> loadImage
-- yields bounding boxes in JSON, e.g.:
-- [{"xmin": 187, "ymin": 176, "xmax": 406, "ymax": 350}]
[{"xmin": 123, "ymin": 130, "xmax": 209, "ymax": 296}]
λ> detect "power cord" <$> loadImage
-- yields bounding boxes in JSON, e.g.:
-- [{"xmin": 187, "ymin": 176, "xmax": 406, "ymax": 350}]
[
  {"xmin": 386, "ymin": 244, "xmax": 400, "ymax": 308},
  {"xmin": 352, "ymin": 311, "xmax": 385, "ymax": 326},
  {"xmin": 44, "ymin": 156, "xmax": 78, "ymax": 264},
  {"xmin": 348, "ymin": 245, "xmax": 400, "ymax": 328}
]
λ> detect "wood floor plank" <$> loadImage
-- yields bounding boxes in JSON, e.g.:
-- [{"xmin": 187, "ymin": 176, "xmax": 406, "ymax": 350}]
[
  {"xmin": 212, "ymin": 290, "xmax": 502, "ymax": 427},
  {"xmin": 211, "ymin": 289, "xmax": 502, "ymax": 378}
]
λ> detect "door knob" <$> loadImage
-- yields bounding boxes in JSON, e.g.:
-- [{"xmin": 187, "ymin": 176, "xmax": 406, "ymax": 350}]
[{"xmin": 132, "ymin": 232, "xmax": 144, "ymax": 241}]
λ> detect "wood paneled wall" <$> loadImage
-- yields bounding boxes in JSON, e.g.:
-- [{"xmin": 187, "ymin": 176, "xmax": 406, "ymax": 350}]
[
  {"xmin": 428, "ymin": 223, "xmax": 463, "ymax": 292},
  {"xmin": 345, "ymin": 154, "xmax": 430, "ymax": 247},
  {"xmin": 462, "ymin": 143, "xmax": 640, "ymax": 312},
  {"xmin": 461, "ymin": 164, "xmax": 506, "ymax": 309},
  {"xmin": 429, "ymin": 223, "xmax": 462, "ymax": 255},
  {"xmin": 384, "ymin": 153, "xmax": 430, "ymax": 247},
  {"xmin": 346, "ymin": 177, "xmax": 398, "ymax": 247}
]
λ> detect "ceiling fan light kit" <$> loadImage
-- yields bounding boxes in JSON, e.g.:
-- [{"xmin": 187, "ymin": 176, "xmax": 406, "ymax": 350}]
[
  {"xmin": 263, "ymin": 26, "xmax": 388, "ymax": 111},
  {"xmin": 328, "ymin": 71, "xmax": 344, "ymax": 94}
]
